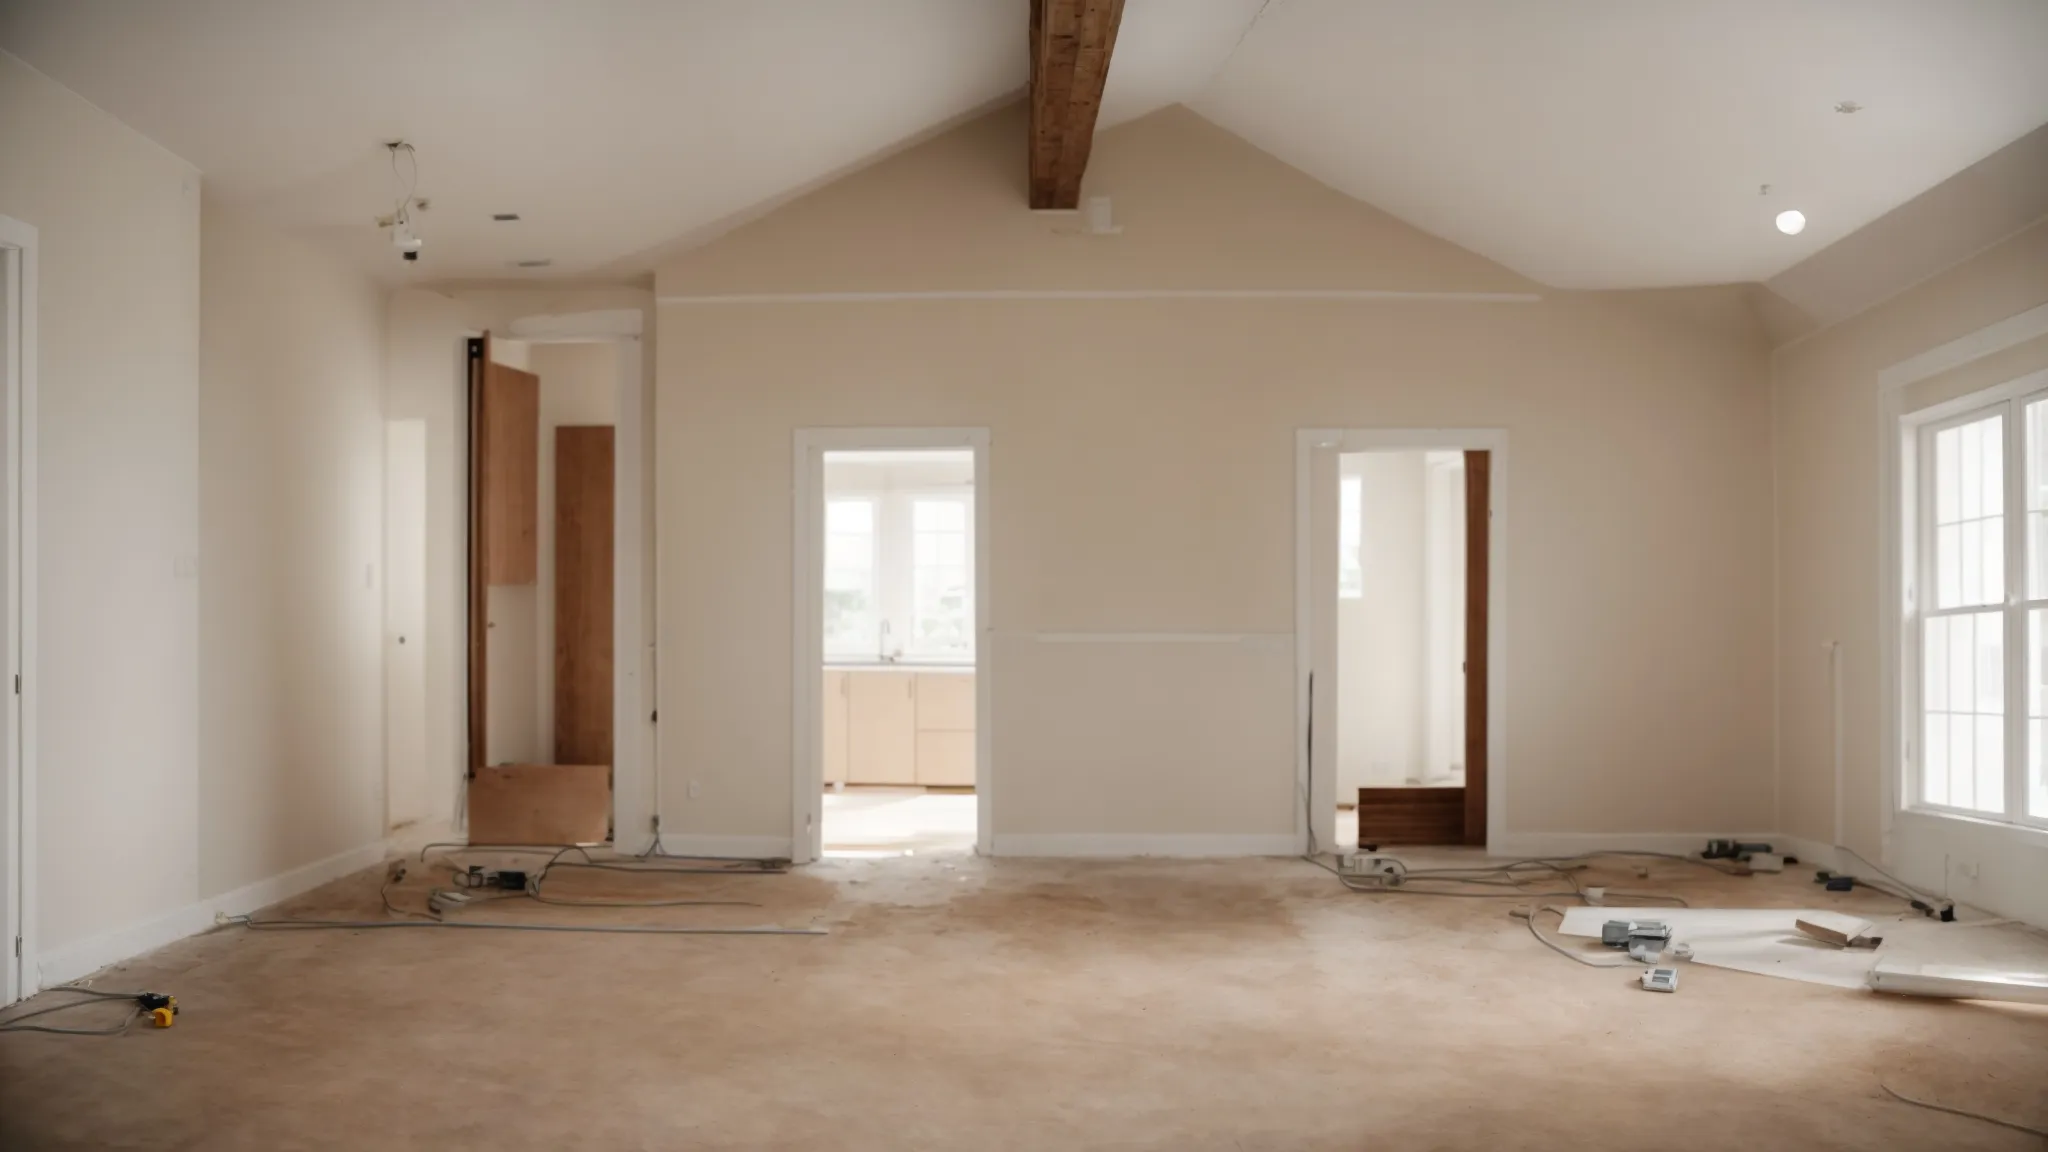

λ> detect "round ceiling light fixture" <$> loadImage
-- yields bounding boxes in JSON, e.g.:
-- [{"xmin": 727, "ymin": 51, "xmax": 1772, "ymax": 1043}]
[{"xmin": 1775, "ymin": 209, "xmax": 1807, "ymax": 236}]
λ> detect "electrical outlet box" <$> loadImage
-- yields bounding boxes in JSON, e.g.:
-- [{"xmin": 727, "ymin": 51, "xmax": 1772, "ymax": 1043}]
[{"xmin": 1641, "ymin": 968, "xmax": 1679, "ymax": 993}]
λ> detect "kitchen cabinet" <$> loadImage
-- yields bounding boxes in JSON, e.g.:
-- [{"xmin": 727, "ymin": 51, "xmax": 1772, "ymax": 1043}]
[
  {"xmin": 848, "ymin": 671, "xmax": 918, "ymax": 785},
  {"xmin": 829, "ymin": 669, "xmax": 976, "ymax": 787}
]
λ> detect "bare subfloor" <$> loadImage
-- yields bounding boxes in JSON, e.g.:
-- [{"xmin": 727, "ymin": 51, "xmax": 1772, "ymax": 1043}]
[{"xmin": 2, "ymin": 851, "xmax": 2044, "ymax": 1150}]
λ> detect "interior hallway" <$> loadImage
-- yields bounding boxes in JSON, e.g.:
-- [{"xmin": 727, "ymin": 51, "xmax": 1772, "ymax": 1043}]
[{"xmin": 2, "ymin": 856, "xmax": 2042, "ymax": 1151}]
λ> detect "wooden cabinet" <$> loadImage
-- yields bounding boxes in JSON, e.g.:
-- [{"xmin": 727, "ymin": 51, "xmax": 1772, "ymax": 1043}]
[
  {"xmin": 916, "ymin": 730, "xmax": 975, "ymax": 786},
  {"xmin": 821, "ymin": 670, "xmax": 849, "ymax": 785},
  {"xmin": 914, "ymin": 673, "xmax": 974, "ymax": 733},
  {"xmin": 914, "ymin": 673, "xmax": 975, "ymax": 786},
  {"xmin": 831, "ymin": 669, "xmax": 976, "ymax": 787},
  {"xmin": 482, "ymin": 361, "xmax": 539, "ymax": 584},
  {"xmin": 848, "ymin": 672, "xmax": 918, "ymax": 785}
]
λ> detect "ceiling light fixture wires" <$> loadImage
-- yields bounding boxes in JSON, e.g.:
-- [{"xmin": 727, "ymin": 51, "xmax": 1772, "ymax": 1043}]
[{"xmin": 387, "ymin": 140, "xmax": 419, "ymax": 227}]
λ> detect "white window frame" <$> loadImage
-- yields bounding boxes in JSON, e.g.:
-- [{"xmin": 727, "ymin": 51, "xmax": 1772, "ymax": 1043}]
[{"xmin": 1898, "ymin": 371, "xmax": 2048, "ymax": 834}]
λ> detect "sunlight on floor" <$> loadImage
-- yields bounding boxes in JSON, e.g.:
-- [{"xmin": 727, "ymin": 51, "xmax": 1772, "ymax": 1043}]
[{"xmin": 822, "ymin": 789, "xmax": 976, "ymax": 857}]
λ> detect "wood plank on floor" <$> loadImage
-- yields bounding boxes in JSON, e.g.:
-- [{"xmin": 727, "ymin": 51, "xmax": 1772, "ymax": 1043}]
[
  {"xmin": 1355, "ymin": 786, "xmax": 1465, "ymax": 845},
  {"xmin": 468, "ymin": 764, "xmax": 610, "ymax": 844}
]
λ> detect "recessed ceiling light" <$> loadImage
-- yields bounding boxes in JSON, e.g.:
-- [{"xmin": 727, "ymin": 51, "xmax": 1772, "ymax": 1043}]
[
  {"xmin": 1775, "ymin": 210, "xmax": 1807, "ymax": 236},
  {"xmin": 1834, "ymin": 101, "xmax": 1863, "ymax": 114},
  {"xmin": 514, "ymin": 258, "xmax": 552, "ymax": 268},
  {"xmin": 492, "ymin": 213, "xmax": 521, "ymax": 222}
]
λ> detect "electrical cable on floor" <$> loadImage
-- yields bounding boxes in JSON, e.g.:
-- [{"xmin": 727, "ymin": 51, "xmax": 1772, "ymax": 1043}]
[
  {"xmin": 227, "ymin": 914, "xmax": 825, "ymax": 936},
  {"xmin": 419, "ymin": 842, "xmax": 786, "ymax": 871},
  {"xmin": 1879, "ymin": 1081, "xmax": 2048, "ymax": 1138},
  {"xmin": 1511, "ymin": 906, "xmax": 1638, "ymax": 968},
  {"xmin": 0, "ymin": 988, "xmax": 167, "ymax": 1036}
]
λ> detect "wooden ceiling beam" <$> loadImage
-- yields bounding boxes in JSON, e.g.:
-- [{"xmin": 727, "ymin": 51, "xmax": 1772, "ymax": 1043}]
[{"xmin": 1028, "ymin": 0, "xmax": 1125, "ymax": 210}]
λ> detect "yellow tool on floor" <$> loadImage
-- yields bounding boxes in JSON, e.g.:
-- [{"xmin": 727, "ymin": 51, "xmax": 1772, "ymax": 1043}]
[{"xmin": 141, "ymin": 993, "xmax": 177, "ymax": 1028}]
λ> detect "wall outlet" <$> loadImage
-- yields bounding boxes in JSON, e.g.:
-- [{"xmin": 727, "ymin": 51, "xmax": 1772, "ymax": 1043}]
[{"xmin": 1953, "ymin": 859, "xmax": 1980, "ymax": 880}]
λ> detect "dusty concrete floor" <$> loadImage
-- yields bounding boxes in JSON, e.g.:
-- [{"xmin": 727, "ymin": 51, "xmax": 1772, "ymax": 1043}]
[{"xmin": 2, "ymin": 851, "xmax": 2044, "ymax": 1150}]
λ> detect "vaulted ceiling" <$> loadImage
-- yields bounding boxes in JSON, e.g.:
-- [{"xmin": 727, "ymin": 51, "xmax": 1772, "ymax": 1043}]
[{"xmin": 4, "ymin": 0, "xmax": 2045, "ymax": 292}]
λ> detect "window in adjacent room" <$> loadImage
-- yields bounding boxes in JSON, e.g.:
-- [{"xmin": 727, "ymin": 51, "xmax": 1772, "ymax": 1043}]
[
  {"xmin": 824, "ymin": 498, "xmax": 879, "ymax": 659},
  {"xmin": 1339, "ymin": 473, "xmax": 1364, "ymax": 599},
  {"xmin": 909, "ymin": 495, "xmax": 972, "ymax": 659}
]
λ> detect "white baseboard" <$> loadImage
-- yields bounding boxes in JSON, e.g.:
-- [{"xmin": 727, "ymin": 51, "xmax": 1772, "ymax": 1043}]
[
  {"xmin": 655, "ymin": 835, "xmax": 793, "ymax": 860},
  {"xmin": 35, "ymin": 841, "xmax": 387, "ymax": 990},
  {"xmin": 1484, "ymin": 831, "xmax": 1782, "ymax": 859},
  {"xmin": 990, "ymin": 833, "xmax": 1302, "ymax": 857}
]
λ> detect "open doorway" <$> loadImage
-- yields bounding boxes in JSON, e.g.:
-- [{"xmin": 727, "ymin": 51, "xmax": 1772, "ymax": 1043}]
[
  {"xmin": 461, "ymin": 335, "xmax": 617, "ymax": 845},
  {"xmin": 794, "ymin": 431, "xmax": 991, "ymax": 863},
  {"xmin": 1334, "ymin": 450, "xmax": 1476, "ymax": 847},
  {"xmin": 1299, "ymin": 430, "xmax": 1500, "ymax": 853}
]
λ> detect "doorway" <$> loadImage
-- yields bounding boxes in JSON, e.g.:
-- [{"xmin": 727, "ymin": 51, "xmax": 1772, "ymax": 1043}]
[
  {"xmin": 1334, "ymin": 450, "xmax": 1476, "ymax": 846},
  {"xmin": 794, "ymin": 431, "xmax": 991, "ymax": 863},
  {"xmin": 462, "ymin": 334, "xmax": 619, "ymax": 845},
  {"xmin": 0, "ymin": 216, "xmax": 33, "ymax": 1006},
  {"xmin": 1298, "ymin": 430, "xmax": 1502, "ymax": 854}
]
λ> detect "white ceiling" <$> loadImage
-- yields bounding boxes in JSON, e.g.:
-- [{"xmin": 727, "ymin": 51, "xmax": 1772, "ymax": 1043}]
[
  {"xmin": 1198, "ymin": 0, "xmax": 2048, "ymax": 288},
  {"xmin": 3, "ymin": 0, "xmax": 2045, "ymax": 289}
]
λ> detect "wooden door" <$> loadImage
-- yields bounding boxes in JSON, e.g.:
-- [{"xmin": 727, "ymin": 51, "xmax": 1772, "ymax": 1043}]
[
  {"xmin": 554, "ymin": 426, "xmax": 614, "ymax": 765},
  {"xmin": 848, "ymin": 673, "xmax": 917, "ymax": 785},
  {"xmin": 1461, "ymin": 450, "xmax": 1490, "ymax": 845}
]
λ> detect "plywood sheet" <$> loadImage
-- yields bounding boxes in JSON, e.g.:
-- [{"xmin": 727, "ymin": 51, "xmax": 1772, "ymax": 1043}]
[
  {"xmin": 554, "ymin": 426, "xmax": 614, "ymax": 764},
  {"xmin": 468, "ymin": 764, "xmax": 610, "ymax": 845},
  {"xmin": 483, "ymin": 361, "xmax": 540, "ymax": 584},
  {"xmin": 1354, "ymin": 787, "xmax": 1464, "ymax": 846}
]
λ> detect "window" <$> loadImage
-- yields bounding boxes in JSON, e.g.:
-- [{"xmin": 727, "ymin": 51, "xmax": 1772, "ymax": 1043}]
[
  {"xmin": 823, "ymin": 499, "xmax": 878, "ymax": 659},
  {"xmin": 1908, "ymin": 396, "xmax": 2048, "ymax": 827},
  {"xmin": 1339, "ymin": 474, "xmax": 1363, "ymax": 599},
  {"xmin": 910, "ymin": 496, "xmax": 972, "ymax": 659},
  {"xmin": 822, "ymin": 488, "xmax": 975, "ymax": 664}
]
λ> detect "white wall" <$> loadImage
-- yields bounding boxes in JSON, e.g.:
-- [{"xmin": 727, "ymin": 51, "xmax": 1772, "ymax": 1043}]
[
  {"xmin": 1775, "ymin": 218, "xmax": 2048, "ymax": 923},
  {"xmin": 655, "ymin": 103, "xmax": 1776, "ymax": 849},
  {"xmin": 383, "ymin": 288, "xmax": 486, "ymax": 826},
  {"xmin": 1338, "ymin": 452, "xmax": 1425, "ymax": 794},
  {"xmin": 0, "ymin": 51, "xmax": 201, "ymax": 953},
  {"xmin": 198, "ymin": 199, "xmax": 386, "ymax": 895}
]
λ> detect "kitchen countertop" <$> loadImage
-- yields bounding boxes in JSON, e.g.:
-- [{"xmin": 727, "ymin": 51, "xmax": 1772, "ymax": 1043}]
[{"xmin": 824, "ymin": 663, "xmax": 974, "ymax": 674}]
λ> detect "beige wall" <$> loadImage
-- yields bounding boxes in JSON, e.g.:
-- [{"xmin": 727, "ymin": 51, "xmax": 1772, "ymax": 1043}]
[
  {"xmin": 1773, "ymin": 219, "xmax": 2048, "ymax": 918},
  {"xmin": 199, "ymin": 200, "xmax": 386, "ymax": 895},
  {"xmin": 0, "ymin": 51, "xmax": 202, "ymax": 951},
  {"xmin": 655, "ymin": 104, "xmax": 1776, "ymax": 848}
]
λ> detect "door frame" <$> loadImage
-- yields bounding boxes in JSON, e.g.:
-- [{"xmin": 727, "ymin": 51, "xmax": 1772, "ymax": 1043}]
[
  {"xmin": 1, "ymin": 215, "xmax": 38, "ymax": 1004},
  {"xmin": 792, "ymin": 428, "xmax": 991, "ymax": 863},
  {"xmin": 461, "ymin": 311, "xmax": 651, "ymax": 850},
  {"xmin": 1294, "ymin": 428, "xmax": 1506, "ymax": 854}
]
